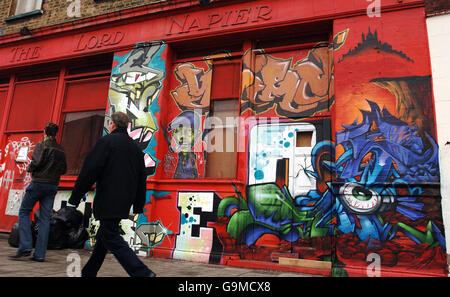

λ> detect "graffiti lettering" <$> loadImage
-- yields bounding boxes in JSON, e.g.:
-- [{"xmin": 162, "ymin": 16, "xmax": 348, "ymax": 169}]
[
  {"xmin": 2, "ymin": 169, "xmax": 13, "ymax": 190},
  {"xmin": 171, "ymin": 63, "xmax": 212, "ymax": 110},
  {"xmin": 241, "ymin": 45, "xmax": 334, "ymax": 118},
  {"xmin": 174, "ymin": 192, "xmax": 222, "ymax": 263},
  {"xmin": 134, "ymin": 221, "xmax": 170, "ymax": 249},
  {"xmin": 367, "ymin": 0, "xmax": 381, "ymax": 18}
]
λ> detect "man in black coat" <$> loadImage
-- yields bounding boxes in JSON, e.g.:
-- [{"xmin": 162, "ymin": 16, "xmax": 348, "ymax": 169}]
[{"xmin": 68, "ymin": 112, "xmax": 155, "ymax": 277}]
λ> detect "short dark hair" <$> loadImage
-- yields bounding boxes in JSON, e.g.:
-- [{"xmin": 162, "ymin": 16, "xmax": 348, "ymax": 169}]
[
  {"xmin": 45, "ymin": 122, "xmax": 59, "ymax": 137},
  {"xmin": 111, "ymin": 112, "xmax": 130, "ymax": 129}
]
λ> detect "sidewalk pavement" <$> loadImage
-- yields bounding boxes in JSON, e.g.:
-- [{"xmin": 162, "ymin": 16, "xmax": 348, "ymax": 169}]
[{"xmin": 0, "ymin": 233, "xmax": 318, "ymax": 277}]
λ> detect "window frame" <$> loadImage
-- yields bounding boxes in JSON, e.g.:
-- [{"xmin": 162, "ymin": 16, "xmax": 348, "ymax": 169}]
[
  {"xmin": 5, "ymin": 76, "xmax": 58, "ymax": 134},
  {"xmin": 5, "ymin": 0, "xmax": 43, "ymax": 22},
  {"xmin": 203, "ymin": 98, "xmax": 240, "ymax": 179},
  {"xmin": 170, "ymin": 52, "xmax": 243, "ymax": 180},
  {"xmin": 58, "ymin": 72, "xmax": 110, "ymax": 177}
]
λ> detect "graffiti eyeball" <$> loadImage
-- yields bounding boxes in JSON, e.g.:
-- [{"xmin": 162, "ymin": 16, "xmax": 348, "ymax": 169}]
[{"xmin": 339, "ymin": 183, "xmax": 394, "ymax": 215}]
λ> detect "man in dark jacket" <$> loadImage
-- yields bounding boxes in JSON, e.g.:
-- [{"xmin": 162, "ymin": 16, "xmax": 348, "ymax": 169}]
[
  {"xmin": 67, "ymin": 112, "xmax": 155, "ymax": 277},
  {"xmin": 10, "ymin": 122, "xmax": 67, "ymax": 262}
]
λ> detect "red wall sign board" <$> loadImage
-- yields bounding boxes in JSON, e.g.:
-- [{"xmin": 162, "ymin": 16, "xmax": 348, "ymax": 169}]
[
  {"xmin": 0, "ymin": 0, "xmax": 420, "ymax": 70},
  {"xmin": 0, "ymin": 0, "xmax": 446, "ymax": 277}
]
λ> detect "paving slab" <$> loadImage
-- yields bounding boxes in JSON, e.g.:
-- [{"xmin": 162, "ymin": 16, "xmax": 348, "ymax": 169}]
[{"xmin": 0, "ymin": 232, "xmax": 316, "ymax": 278}]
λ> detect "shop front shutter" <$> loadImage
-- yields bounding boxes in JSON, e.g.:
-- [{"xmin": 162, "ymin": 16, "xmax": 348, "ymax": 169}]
[{"xmin": 6, "ymin": 79, "xmax": 57, "ymax": 132}]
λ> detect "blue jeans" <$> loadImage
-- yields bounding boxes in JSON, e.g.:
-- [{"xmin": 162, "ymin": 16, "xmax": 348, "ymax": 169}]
[{"xmin": 18, "ymin": 182, "xmax": 58, "ymax": 260}]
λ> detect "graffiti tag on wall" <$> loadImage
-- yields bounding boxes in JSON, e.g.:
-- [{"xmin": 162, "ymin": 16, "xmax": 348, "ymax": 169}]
[
  {"xmin": 171, "ymin": 63, "xmax": 212, "ymax": 111},
  {"xmin": 108, "ymin": 42, "xmax": 167, "ymax": 175},
  {"xmin": 1, "ymin": 137, "xmax": 34, "ymax": 216},
  {"xmin": 241, "ymin": 44, "xmax": 334, "ymax": 118},
  {"xmin": 174, "ymin": 192, "xmax": 222, "ymax": 263}
]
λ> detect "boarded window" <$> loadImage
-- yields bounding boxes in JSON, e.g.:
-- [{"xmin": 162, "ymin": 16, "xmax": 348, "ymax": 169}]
[
  {"xmin": 204, "ymin": 99, "xmax": 239, "ymax": 178},
  {"xmin": 6, "ymin": 79, "xmax": 57, "ymax": 132},
  {"xmin": 204, "ymin": 59, "xmax": 240, "ymax": 178},
  {"xmin": 210, "ymin": 61, "xmax": 240, "ymax": 100},
  {"xmin": 62, "ymin": 77, "xmax": 110, "ymax": 112},
  {"xmin": 296, "ymin": 131, "xmax": 313, "ymax": 147}
]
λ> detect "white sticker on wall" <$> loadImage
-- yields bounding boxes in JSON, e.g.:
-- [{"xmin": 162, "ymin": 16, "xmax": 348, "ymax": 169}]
[{"xmin": 5, "ymin": 189, "xmax": 24, "ymax": 216}]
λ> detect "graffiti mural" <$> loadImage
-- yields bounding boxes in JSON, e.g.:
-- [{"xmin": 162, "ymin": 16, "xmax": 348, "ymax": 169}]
[
  {"xmin": 216, "ymin": 105, "xmax": 445, "ymax": 272},
  {"xmin": 330, "ymin": 19, "xmax": 447, "ymax": 275},
  {"xmin": 333, "ymin": 100, "xmax": 442, "ymax": 242},
  {"xmin": 166, "ymin": 110, "xmax": 203, "ymax": 179},
  {"xmin": 166, "ymin": 54, "xmax": 230, "ymax": 179},
  {"xmin": 174, "ymin": 192, "xmax": 223, "ymax": 263},
  {"xmin": 212, "ymin": 23, "xmax": 446, "ymax": 276},
  {"xmin": 217, "ymin": 132, "xmax": 334, "ymax": 257},
  {"xmin": 51, "ymin": 19, "xmax": 443, "ymax": 276},
  {"xmin": 53, "ymin": 190, "xmax": 173, "ymax": 256},
  {"xmin": 171, "ymin": 62, "xmax": 212, "ymax": 111},
  {"xmin": 108, "ymin": 42, "xmax": 167, "ymax": 175},
  {"xmin": 241, "ymin": 44, "xmax": 334, "ymax": 118},
  {"xmin": 0, "ymin": 137, "xmax": 35, "ymax": 218}
]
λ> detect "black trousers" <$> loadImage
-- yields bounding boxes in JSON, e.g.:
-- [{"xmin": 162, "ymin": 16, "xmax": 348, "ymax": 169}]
[{"xmin": 82, "ymin": 219, "xmax": 152, "ymax": 277}]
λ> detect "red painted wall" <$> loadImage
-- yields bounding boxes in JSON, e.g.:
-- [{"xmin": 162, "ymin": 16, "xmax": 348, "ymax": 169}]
[
  {"xmin": 0, "ymin": 0, "xmax": 446, "ymax": 277},
  {"xmin": 332, "ymin": 8, "xmax": 446, "ymax": 276}
]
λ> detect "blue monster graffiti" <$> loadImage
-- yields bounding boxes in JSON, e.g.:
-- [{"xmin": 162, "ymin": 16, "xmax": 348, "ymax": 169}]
[
  {"xmin": 219, "ymin": 101, "xmax": 445, "ymax": 251},
  {"xmin": 302, "ymin": 101, "xmax": 444, "ymax": 248},
  {"xmin": 329, "ymin": 100, "xmax": 442, "ymax": 246}
]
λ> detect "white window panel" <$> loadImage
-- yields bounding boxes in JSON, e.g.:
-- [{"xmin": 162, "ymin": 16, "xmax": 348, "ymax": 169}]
[{"xmin": 14, "ymin": 0, "xmax": 42, "ymax": 15}]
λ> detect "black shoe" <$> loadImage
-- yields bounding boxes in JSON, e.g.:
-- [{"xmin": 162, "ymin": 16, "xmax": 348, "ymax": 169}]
[
  {"xmin": 9, "ymin": 250, "xmax": 32, "ymax": 260},
  {"xmin": 147, "ymin": 271, "xmax": 156, "ymax": 277},
  {"xmin": 29, "ymin": 256, "xmax": 45, "ymax": 262}
]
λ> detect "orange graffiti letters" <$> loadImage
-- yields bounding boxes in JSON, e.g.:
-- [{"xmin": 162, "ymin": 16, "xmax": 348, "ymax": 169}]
[{"xmin": 242, "ymin": 46, "xmax": 334, "ymax": 117}]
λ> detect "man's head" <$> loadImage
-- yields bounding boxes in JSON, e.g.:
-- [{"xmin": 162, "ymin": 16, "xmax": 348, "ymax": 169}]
[
  {"xmin": 45, "ymin": 122, "xmax": 59, "ymax": 138},
  {"xmin": 109, "ymin": 112, "xmax": 130, "ymax": 132}
]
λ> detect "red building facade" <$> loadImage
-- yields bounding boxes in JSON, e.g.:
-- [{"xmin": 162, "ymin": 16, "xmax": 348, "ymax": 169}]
[{"xmin": 0, "ymin": 0, "xmax": 447, "ymax": 276}]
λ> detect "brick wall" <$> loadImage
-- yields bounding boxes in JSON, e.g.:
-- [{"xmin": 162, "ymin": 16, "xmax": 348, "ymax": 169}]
[
  {"xmin": 0, "ymin": 0, "xmax": 164, "ymax": 37},
  {"xmin": 425, "ymin": 0, "xmax": 450, "ymax": 16}
]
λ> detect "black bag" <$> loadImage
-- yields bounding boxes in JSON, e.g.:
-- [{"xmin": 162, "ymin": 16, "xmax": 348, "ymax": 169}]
[
  {"xmin": 33, "ymin": 207, "xmax": 87, "ymax": 250},
  {"xmin": 46, "ymin": 217, "xmax": 68, "ymax": 250},
  {"xmin": 53, "ymin": 206, "xmax": 83, "ymax": 229},
  {"xmin": 8, "ymin": 223, "xmax": 20, "ymax": 248},
  {"xmin": 66, "ymin": 226, "xmax": 89, "ymax": 249},
  {"xmin": 9, "ymin": 222, "xmax": 37, "ymax": 248}
]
